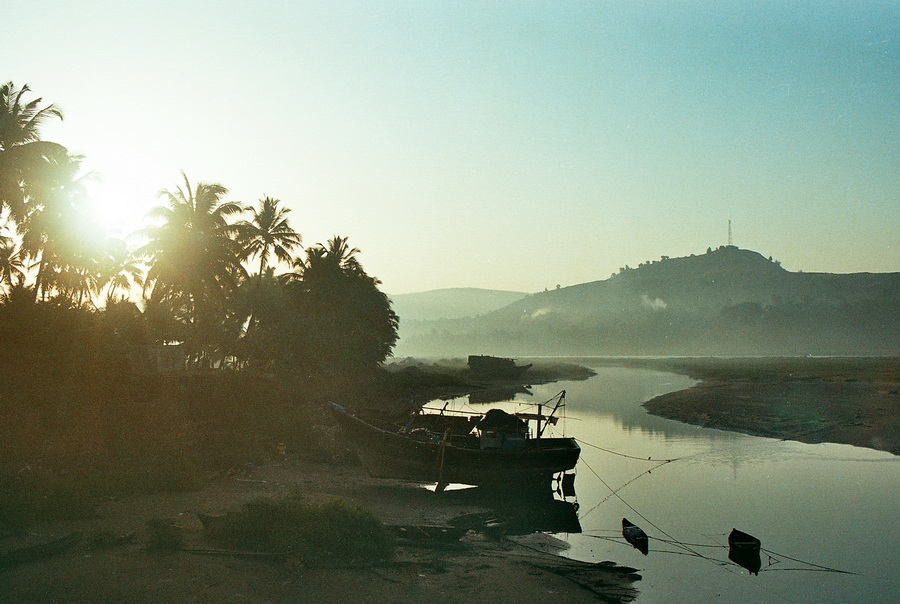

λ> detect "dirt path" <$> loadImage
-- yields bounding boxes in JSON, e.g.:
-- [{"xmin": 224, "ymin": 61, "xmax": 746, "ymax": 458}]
[{"xmin": 0, "ymin": 459, "xmax": 640, "ymax": 603}]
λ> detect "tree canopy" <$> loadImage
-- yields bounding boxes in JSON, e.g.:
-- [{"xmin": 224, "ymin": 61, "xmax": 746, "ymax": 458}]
[{"xmin": 0, "ymin": 82, "xmax": 399, "ymax": 376}]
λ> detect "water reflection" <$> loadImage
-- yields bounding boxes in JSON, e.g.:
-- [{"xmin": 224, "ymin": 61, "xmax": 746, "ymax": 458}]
[
  {"xmin": 468, "ymin": 385, "xmax": 532, "ymax": 404},
  {"xmin": 436, "ymin": 365, "xmax": 900, "ymax": 602},
  {"xmin": 445, "ymin": 486, "xmax": 581, "ymax": 536}
]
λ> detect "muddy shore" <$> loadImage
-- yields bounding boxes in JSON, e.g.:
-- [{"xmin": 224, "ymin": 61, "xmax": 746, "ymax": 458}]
[
  {"xmin": 638, "ymin": 360, "xmax": 900, "ymax": 455},
  {"xmin": 0, "ymin": 459, "xmax": 640, "ymax": 603}
]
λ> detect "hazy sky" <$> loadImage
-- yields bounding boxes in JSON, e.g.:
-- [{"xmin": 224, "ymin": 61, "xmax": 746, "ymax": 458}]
[{"xmin": 8, "ymin": 1, "xmax": 898, "ymax": 293}]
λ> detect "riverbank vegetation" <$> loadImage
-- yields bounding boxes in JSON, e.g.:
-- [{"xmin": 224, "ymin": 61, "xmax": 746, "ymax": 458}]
[
  {"xmin": 202, "ymin": 492, "xmax": 394, "ymax": 564},
  {"xmin": 0, "ymin": 82, "xmax": 402, "ymax": 531}
]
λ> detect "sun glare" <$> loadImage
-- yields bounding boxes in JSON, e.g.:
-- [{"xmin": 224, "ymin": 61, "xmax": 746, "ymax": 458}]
[{"xmin": 83, "ymin": 170, "xmax": 159, "ymax": 239}]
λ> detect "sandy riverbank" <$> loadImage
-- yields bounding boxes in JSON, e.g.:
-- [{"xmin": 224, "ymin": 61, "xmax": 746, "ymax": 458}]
[
  {"xmin": 643, "ymin": 376, "xmax": 899, "ymax": 455},
  {"xmin": 0, "ymin": 458, "xmax": 640, "ymax": 603}
]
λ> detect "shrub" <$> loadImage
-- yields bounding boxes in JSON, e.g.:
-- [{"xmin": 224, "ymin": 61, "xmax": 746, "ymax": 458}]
[
  {"xmin": 146, "ymin": 518, "xmax": 183, "ymax": 552},
  {"xmin": 205, "ymin": 493, "xmax": 393, "ymax": 564},
  {"xmin": 0, "ymin": 474, "xmax": 96, "ymax": 533}
]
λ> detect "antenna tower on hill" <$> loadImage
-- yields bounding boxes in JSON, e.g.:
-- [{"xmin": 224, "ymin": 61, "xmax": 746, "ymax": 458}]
[{"xmin": 727, "ymin": 219, "xmax": 733, "ymax": 246}]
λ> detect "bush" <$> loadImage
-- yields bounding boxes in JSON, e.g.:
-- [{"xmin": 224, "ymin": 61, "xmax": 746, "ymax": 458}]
[
  {"xmin": 206, "ymin": 493, "xmax": 393, "ymax": 564},
  {"xmin": 146, "ymin": 518, "xmax": 183, "ymax": 552},
  {"xmin": 0, "ymin": 474, "xmax": 97, "ymax": 534}
]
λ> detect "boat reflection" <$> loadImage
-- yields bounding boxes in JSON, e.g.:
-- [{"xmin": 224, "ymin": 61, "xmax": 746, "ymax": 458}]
[
  {"xmin": 444, "ymin": 477, "xmax": 581, "ymax": 536},
  {"xmin": 468, "ymin": 385, "xmax": 532, "ymax": 405}
]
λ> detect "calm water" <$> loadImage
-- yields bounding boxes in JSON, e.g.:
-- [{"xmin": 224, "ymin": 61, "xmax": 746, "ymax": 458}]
[{"xmin": 445, "ymin": 365, "xmax": 900, "ymax": 603}]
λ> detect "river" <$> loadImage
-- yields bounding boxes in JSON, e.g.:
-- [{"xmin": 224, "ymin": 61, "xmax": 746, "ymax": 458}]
[{"xmin": 445, "ymin": 365, "xmax": 899, "ymax": 603}]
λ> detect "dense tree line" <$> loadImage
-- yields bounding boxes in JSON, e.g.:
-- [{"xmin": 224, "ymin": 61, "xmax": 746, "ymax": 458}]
[
  {"xmin": 0, "ymin": 81, "xmax": 403, "ymax": 529},
  {"xmin": 0, "ymin": 81, "xmax": 398, "ymax": 379}
]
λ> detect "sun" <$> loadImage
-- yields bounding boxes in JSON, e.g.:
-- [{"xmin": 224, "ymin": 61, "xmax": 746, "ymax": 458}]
[{"xmin": 83, "ymin": 166, "xmax": 161, "ymax": 240}]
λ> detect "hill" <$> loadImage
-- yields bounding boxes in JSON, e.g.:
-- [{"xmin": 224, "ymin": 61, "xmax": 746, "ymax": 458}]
[
  {"xmin": 389, "ymin": 288, "xmax": 528, "ymax": 321},
  {"xmin": 395, "ymin": 247, "xmax": 900, "ymax": 357}
]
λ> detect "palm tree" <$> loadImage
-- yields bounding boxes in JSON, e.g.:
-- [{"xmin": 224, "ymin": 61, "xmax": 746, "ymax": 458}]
[
  {"xmin": 287, "ymin": 235, "xmax": 361, "ymax": 283},
  {"xmin": 45, "ymin": 256, "xmax": 103, "ymax": 307},
  {"xmin": 0, "ymin": 82, "xmax": 67, "ymax": 224},
  {"xmin": 231, "ymin": 197, "xmax": 301, "ymax": 343},
  {"xmin": 324, "ymin": 235, "xmax": 361, "ymax": 271},
  {"xmin": 0, "ymin": 82, "xmax": 63, "ymax": 150},
  {"xmin": 279, "ymin": 236, "xmax": 397, "ymax": 373},
  {"xmin": 238, "ymin": 197, "xmax": 302, "ymax": 277},
  {"xmin": 137, "ymin": 171, "xmax": 247, "ymax": 362},
  {"xmin": 1, "ymin": 84, "xmax": 112, "ymax": 306},
  {"xmin": 99, "ymin": 237, "xmax": 144, "ymax": 303},
  {"xmin": 18, "ymin": 153, "xmax": 100, "ymax": 303},
  {"xmin": 0, "ymin": 240, "xmax": 25, "ymax": 292}
]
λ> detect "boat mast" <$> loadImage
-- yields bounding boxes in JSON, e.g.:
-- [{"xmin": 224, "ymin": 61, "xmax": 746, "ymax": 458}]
[{"xmin": 538, "ymin": 390, "xmax": 566, "ymax": 438}]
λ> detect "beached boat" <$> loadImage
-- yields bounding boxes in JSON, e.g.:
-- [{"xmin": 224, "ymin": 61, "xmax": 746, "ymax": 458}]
[
  {"xmin": 467, "ymin": 355, "xmax": 533, "ymax": 379},
  {"xmin": 329, "ymin": 392, "xmax": 579, "ymax": 492}
]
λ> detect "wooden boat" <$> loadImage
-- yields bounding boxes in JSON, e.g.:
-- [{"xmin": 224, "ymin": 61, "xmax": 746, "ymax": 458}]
[
  {"xmin": 467, "ymin": 355, "xmax": 533, "ymax": 379},
  {"xmin": 330, "ymin": 394, "xmax": 579, "ymax": 492},
  {"xmin": 728, "ymin": 528, "xmax": 762, "ymax": 574},
  {"xmin": 622, "ymin": 518, "xmax": 649, "ymax": 555}
]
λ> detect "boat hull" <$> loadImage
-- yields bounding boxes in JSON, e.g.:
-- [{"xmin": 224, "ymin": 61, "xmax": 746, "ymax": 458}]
[{"xmin": 331, "ymin": 406, "xmax": 580, "ymax": 489}]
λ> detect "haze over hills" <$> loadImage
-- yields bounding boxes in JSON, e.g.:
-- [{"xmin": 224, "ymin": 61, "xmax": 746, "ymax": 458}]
[
  {"xmin": 393, "ymin": 246, "xmax": 900, "ymax": 357},
  {"xmin": 389, "ymin": 288, "xmax": 528, "ymax": 321}
]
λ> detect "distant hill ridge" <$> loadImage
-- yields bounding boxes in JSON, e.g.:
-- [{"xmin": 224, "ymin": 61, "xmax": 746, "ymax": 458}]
[
  {"xmin": 389, "ymin": 288, "xmax": 527, "ymax": 321},
  {"xmin": 395, "ymin": 246, "xmax": 899, "ymax": 357},
  {"xmin": 499, "ymin": 245, "xmax": 893, "ymax": 316}
]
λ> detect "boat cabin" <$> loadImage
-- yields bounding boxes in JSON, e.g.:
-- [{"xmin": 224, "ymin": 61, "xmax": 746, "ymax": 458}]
[{"xmin": 476, "ymin": 409, "xmax": 528, "ymax": 450}]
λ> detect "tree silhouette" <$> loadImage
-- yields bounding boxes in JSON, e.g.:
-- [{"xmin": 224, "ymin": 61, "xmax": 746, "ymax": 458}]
[
  {"xmin": 17, "ymin": 154, "xmax": 106, "ymax": 304},
  {"xmin": 279, "ymin": 236, "xmax": 398, "ymax": 374},
  {"xmin": 138, "ymin": 171, "xmax": 247, "ymax": 363},
  {"xmin": 99, "ymin": 236, "xmax": 143, "ymax": 302},
  {"xmin": 237, "ymin": 196, "xmax": 302, "ymax": 277},
  {"xmin": 0, "ymin": 239, "xmax": 25, "ymax": 292},
  {"xmin": 0, "ymin": 82, "xmax": 67, "ymax": 224},
  {"xmin": 233, "ymin": 196, "xmax": 302, "ymax": 343}
]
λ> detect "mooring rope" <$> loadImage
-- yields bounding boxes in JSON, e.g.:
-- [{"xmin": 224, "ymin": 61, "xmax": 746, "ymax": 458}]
[
  {"xmin": 579, "ymin": 460, "xmax": 672, "ymax": 521},
  {"xmin": 574, "ymin": 437, "xmax": 682, "ymax": 462},
  {"xmin": 759, "ymin": 547, "xmax": 858, "ymax": 575},
  {"xmin": 578, "ymin": 457, "xmax": 729, "ymax": 568}
]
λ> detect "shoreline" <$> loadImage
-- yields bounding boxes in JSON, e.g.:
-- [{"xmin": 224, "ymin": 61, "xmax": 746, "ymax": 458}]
[
  {"xmin": 0, "ymin": 459, "xmax": 640, "ymax": 603},
  {"xmin": 642, "ymin": 374, "xmax": 899, "ymax": 455},
  {"xmin": 2, "ymin": 359, "xmax": 633, "ymax": 603}
]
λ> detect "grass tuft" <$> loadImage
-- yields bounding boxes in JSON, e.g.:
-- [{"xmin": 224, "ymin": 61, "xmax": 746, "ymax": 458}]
[
  {"xmin": 146, "ymin": 518, "xmax": 183, "ymax": 552},
  {"xmin": 204, "ymin": 492, "xmax": 393, "ymax": 564}
]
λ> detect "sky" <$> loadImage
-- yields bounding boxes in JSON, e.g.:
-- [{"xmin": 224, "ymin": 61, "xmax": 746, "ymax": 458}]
[{"xmin": 6, "ymin": 1, "xmax": 899, "ymax": 294}]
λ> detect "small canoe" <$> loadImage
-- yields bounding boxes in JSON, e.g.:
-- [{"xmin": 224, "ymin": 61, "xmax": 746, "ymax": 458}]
[
  {"xmin": 622, "ymin": 518, "xmax": 649, "ymax": 555},
  {"xmin": 728, "ymin": 528, "xmax": 761, "ymax": 550},
  {"xmin": 728, "ymin": 528, "xmax": 761, "ymax": 574}
]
